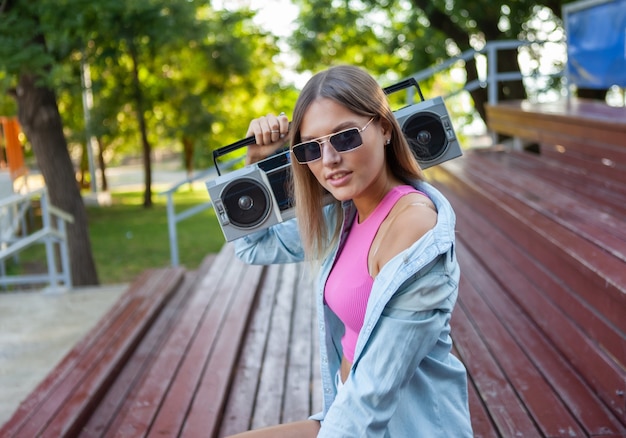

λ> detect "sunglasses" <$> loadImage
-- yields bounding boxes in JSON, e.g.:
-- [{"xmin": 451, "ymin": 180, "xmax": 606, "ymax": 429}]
[{"xmin": 291, "ymin": 117, "xmax": 375, "ymax": 163}]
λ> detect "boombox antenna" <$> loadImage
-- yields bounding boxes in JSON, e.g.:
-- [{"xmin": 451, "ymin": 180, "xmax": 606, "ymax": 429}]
[{"xmin": 383, "ymin": 78, "xmax": 425, "ymax": 102}]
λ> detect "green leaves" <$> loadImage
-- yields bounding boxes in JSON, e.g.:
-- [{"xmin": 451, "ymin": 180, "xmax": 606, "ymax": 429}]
[{"xmin": 0, "ymin": 0, "xmax": 297, "ymax": 170}]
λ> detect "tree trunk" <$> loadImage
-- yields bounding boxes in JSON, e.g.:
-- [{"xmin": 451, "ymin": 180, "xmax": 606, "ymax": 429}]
[
  {"xmin": 96, "ymin": 137, "xmax": 108, "ymax": 191},
  {"xmin": 497, "ymin": 48, "xmax": 527, "ymax": 101},
  {"xmin": 78, "ymin": 143, "xmax": 89, "ymax": 189},
  {"xmin": 410, "ymin": 0, "xmax": 489, "ymax": 123},
  {"xmin": 577, "ymin": 88, "xmax": 608, "ymax": 101},
  {"xmin": 464, "ymin": 58, "xmax": 488, "ymax": 122},
  {"xmin": 410, "ymin": 0, "xmax": 526, "ymax": 125},
  {"xmin": 182, "ymin": 135, "xmax": 194, "ymax": 179},
  {"xmin": 15, "ymin": 73, "xmax": 99, "ymax": 286},
  {"xmin": 129, "ymin": 42, "xmax": 152, "ymax": 208}
]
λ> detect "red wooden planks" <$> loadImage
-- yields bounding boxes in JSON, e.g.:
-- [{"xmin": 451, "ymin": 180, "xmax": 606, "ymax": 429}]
[
  {"xmin": 0, "ymin": 267, "xmax": 184, "ymax": 438},
  {"xmin": 428, "ymin": 152, "xmax": 626, "ymax": 435},
  {"xmin": 217, "ymin": 263, "xmax": 284, "ymax": 437},
  {"xmin": 80, "ymin": 271, "xmax": 200, "ymax": 436}
]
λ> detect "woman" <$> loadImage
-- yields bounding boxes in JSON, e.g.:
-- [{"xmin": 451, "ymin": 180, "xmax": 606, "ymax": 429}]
[{"xmin": 231, "ymin": 65, "xmax": 472, "ymax": 437}]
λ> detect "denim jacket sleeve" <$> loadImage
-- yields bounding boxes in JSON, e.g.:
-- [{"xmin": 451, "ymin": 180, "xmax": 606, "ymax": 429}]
[
  {"xmin": 318, "ymin": 250, "xmax": 460, "ymax": 437},
  {"xmin": 234, "ymin": 203, "xmax": 340, "ymax": 266},
  {"xmin": 233, "ymin": 218, "xmax": 305, "ymax": 265}
]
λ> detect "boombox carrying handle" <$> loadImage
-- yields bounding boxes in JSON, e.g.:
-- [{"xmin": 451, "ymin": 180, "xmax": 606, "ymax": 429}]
[
  {"xmin": 213, "ymin": 77, "xmax": 425, "ymax": 176},
  {"xmin": 382, "ymin": 78, "xmax": 425, "ymax": 101},
  {"xmin": 212, "ymin": 122, "xmax": 293, "ymax": 176},
  {"xmin": 212, "ymin": 136, "xmax": 257, "ymax": 176}
]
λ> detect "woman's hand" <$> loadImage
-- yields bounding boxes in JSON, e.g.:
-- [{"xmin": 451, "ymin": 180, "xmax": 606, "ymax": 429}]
[{"xmin": 245, "ymin": 112, "xmax": 290, "ymax": 165}]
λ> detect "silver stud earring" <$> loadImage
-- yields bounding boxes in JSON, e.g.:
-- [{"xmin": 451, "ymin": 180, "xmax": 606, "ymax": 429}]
[{"xmin": 385, "ymin": 138, "xmax": 391, "ymax": 146}]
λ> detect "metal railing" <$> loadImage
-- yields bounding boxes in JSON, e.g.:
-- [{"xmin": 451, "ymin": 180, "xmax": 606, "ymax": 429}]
[
  {"xmin": 405, "ymin": 39, "xmax": 565, "ymax": 104},
  {"xmin": 0, "ymin": 188, "xmax": 74, "ymax": 292},
  {"xmin": 159, "ymin": 168, "xmax": 216, "ymax": 267},
  {"xmin": 159, "ymin": 155, "xmax": 243, "ymax": 267}
]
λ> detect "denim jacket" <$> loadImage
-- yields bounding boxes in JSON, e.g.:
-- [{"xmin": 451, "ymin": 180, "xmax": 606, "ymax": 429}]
[{"xmin": 234, "ymin": 181, "xmax": 473, "ymax": 437}]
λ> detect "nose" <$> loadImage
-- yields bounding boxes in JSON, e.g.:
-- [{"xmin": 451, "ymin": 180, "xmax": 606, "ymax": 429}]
[{"xmin": 320, "ymin": 139, "xmax": 340, "ymax": 165}]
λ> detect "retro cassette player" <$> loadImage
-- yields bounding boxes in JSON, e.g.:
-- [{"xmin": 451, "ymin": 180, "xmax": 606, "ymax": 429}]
[
  {"xmin": 207, "ymin": 78, "xmax": 462, "ymax": 241},
  {"xmin": 207, "ymin": 149, "xmax": 294, "ymax": 241},
  {"xmin": 384, "ymin": 79, "xmax": 463, "ymax": 168}
]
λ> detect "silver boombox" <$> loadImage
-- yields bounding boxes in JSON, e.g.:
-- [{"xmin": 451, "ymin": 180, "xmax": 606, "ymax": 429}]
[{"xmin": 207, "ymin": 79, "xmax": 462, "ymax": 242}]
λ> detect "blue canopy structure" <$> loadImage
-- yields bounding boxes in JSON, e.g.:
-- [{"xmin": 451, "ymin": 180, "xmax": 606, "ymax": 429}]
[{"xmin": 563, "ymin": 0, "xmax": 626, "ymax": 89}]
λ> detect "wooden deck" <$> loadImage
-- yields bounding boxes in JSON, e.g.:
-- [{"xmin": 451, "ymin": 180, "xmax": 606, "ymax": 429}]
[
  {"xmin": 1, "ymin": 98, "xmax": 625, "ymax": 437},
  {"xmin": 429, "ymin": 149, "xmax": 625, "ymax": 437}
]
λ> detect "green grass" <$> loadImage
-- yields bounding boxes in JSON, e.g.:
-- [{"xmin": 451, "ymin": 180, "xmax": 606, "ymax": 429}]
[
  {"xmin": 4, "ymin": 185, "xmax": 227, "ymax": 286},
  {"xmin": 87, "ymin": 187, "xmax": 226, "ymax": 284}
]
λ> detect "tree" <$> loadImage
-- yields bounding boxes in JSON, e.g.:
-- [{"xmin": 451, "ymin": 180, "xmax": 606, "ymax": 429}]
[
  {"xmin": 0, "ymin": 0, "xmax": 301, "ymax": 285},
  {"xmin": 84, "ymin": 1, "xmax": 205, "ymax": 207},
  {"xmin": 155, "ymin": 8, "xmax": 269, "ymax": 176},
  {"xmin": 290, "ymin": 0, "xmax": 568, "ymax": 122},
  {"xmin": 83, "ymin": 2, "xmax": 292, "ymax": 206},
  {"xmin": 0, "ymin": 0, "xmax": 99, "ymax": 286}
]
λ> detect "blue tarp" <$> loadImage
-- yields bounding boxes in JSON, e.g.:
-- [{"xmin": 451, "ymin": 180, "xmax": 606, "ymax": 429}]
[{"xmin": 565, "ymin": 0, "xmax": 626, "ymax": 88}]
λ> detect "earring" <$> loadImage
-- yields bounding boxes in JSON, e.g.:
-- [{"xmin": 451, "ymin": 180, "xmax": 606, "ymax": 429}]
[{"xmin": 385, "ymin": 138, "xmax": 391, "ymax": 146}]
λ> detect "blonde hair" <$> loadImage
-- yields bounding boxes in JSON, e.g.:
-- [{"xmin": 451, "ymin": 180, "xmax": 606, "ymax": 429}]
[{"xmin": 289, "ymin": 65, "xmax": 424, "ymax": 261}]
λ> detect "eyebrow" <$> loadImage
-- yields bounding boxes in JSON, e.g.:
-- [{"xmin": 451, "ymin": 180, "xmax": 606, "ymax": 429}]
[{"xmin": 300, "ymin": 121, "xmax": 361, "ymax": 142}]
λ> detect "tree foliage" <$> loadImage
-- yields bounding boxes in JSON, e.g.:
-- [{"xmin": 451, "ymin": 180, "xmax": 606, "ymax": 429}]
[
  {"xmin": 0, "ymin": 0, "xmax": 101, "ymax": 286},
  {"xmin": 0, "ymin": 0, "xmax": 297, "ymax": 284},
  {"xmin": 289, "ymin": 0, "xmax": 569, "ymax": 122}
]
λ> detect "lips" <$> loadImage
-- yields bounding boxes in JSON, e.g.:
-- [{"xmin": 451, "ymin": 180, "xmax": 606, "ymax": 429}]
[{"xmin": 326, "ymin": 170, "xmax": 352, "ymax": 187}]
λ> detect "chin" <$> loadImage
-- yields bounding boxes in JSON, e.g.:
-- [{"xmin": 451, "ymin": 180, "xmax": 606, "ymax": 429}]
[{"xmin": 326, "ymin": 187, "xmax": 353, "ymax": 203}]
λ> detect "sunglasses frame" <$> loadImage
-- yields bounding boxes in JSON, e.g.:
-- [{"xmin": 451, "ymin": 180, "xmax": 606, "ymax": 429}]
[{"xmin": 291, "ymin": 117, "xmax": 375, "ymax": 164}]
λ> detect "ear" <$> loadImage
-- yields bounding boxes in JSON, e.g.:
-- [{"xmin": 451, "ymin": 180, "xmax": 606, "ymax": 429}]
[{"xmin": 379, "ymin": 117, "xmax": 393, "ymax": 139}]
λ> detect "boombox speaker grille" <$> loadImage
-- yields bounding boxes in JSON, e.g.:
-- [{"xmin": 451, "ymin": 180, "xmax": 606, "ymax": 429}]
[
  {"xmin": 402, "ymin": 113, "xmax": 448, "ymax": 162},
  {"xmin": 222, "ymin": 178, "xmax": 271, "ymax": 228}
]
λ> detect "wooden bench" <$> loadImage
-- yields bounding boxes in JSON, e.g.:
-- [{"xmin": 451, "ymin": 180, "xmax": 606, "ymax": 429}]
[
  {"xmin": 0, "ymin": 266, "xmax": 186, "ymax": 437},
  {"xmin": 217, "ymin": 261, "xmax": 320, "ymax": 435},
  {"xmin": 1, "ymin": 241, "xmax": 320, "ymax": 437},
  {"xmin": 89, "ymin": 247, "xmax": 319, "ymax": 438},
  {"xmin": 486, "ymin": 99, "xmax": 626, "ymax": 184},
  {"xmin": 447, "ymin": 99, "xmax": 625, "ymax": 436},
  {"xmin": 79, "ymin": 245, "xmax": 268, "ymax": 437},
  {"xmin": 3, "ymin": 162, "xmax": 625, "ymax": 437},
  {"xmin": 485, "ymin": 98, "xmax": 626, "ymax": 150}
]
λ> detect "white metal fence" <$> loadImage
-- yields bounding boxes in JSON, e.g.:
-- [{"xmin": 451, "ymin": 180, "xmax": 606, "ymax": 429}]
[{"xmin": 0, "ymin": 188, "xmax": 74, "ymax": 292}]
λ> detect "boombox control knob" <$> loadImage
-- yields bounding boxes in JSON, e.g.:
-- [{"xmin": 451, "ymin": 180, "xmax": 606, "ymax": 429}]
[
  {"xmin": 213, "ymin": 200, "xmax": 229, "ymax": 225},
  {"xmin": 238, "ymin": 195, "xmax": 254, "ymax": 210}
]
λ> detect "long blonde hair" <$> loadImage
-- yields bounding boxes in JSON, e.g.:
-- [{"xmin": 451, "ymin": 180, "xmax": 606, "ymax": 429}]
[{"xmin": 289, "ymin": 65, "xmax": 424, "ymax": 261}]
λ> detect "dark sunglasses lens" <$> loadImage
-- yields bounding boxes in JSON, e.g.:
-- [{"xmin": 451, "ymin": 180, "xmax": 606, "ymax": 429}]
[
  {"xmin": 330, "ymin": 128, "xmax": 361, "ymax": 152},
  {"xmin": 293, "ymin": 141, "xmax": 321, "ymax": 163}
]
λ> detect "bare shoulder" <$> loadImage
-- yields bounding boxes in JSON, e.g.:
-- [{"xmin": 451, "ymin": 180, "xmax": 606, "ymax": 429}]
[
  {"xmin": 387, "ymin": 191, "xmax": 437, "ymax": 247},
  {"xmin": 369, "ymin": 192, "xmax": 438, "ymax": 277}
]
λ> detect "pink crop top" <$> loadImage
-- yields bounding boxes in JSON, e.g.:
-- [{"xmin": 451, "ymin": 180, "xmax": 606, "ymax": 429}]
[{"xmin": 324, "ymin": 185, "xmax": 422, "ymax": 363}]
